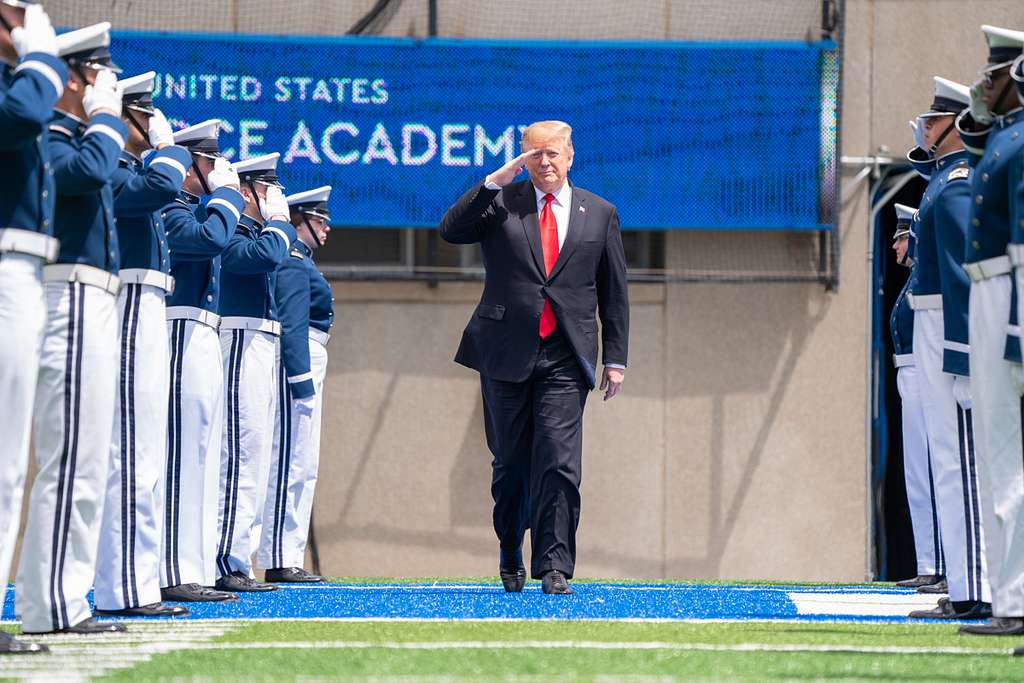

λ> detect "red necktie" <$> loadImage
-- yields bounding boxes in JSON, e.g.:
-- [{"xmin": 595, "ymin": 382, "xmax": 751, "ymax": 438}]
[{"xmin": 539, "ymin": 193, "xmax": 559, "ymax": 338}]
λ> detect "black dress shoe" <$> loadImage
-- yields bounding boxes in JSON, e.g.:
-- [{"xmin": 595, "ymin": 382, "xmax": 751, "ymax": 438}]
[
  {"xmin": 0, "ymin": 631, "xmax": 48, "ymax": 654},
  {"xmin": 959, "ymin": 617, "xmax": 1024, "ymax": 636},
  {"xmin": 215, "ymin": 571, "xmax": 277, "ymax": 592},
  {"xmin": 162, "ymin": 583, "xmax": 239, "ymax": 603},
  {"xmin": 909, "ymin": 600, "xmax": 992, "ymax": 620},
  {"xmin": 96, "ymin": 602, "xmax": 189, "ymax": 617},
  {"xmin": 500, "ymin": 566, "xmax": 527, "ymax": 593},
  {"xmin": 24, "ymin": 617, "xmax": 127, "ymax": 635},
  {"xmin": 264, "ymin": 567, "xmax": 323, "ymax": 583},
  {"xmin": 918, "ymin": 578, "xmax": 948, "ymax": 594},
  {"xmin": 541, "ymin": 570, "xmax": 573, "ymax": 595},
  {"xmin": 896, "ymin": 574, "xmax": 942, "ymax": 589}
]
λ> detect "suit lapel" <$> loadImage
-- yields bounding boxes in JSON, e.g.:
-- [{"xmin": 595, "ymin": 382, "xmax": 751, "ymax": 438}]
[
  {"xmin": 548, "ymin": 187, "xmax": 586, "ymax": 281},
  {"xmin": 516, "ymin": 182, "xmax": 546, "ymax": 277}
]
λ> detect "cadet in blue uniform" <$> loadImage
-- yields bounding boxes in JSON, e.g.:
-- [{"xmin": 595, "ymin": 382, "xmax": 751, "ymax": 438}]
[
  {"xmin": 0, "ymin": 0, "xmax": 64, "ymax": 656},
  {"xmin": 906, "ymin": 76, "xmax": 992, "ymax": 621},
  {"xmin": 215, "ymin": 152, "xmax": 296, "ymax": 593},
  {"xmin": 958, "ymin": 25, "xmax": 1024, "ymax": 637},
  {"xmin": 161, "ymin": 119, "xmax": 244, "ymax": 603},
  {"xmin": 92, "ymin": 71, "xmax": 191, "ymax": 618},
  {"xmin": 258, "ymin": 186, "xmax": 334, "ymax": 583},
  {"xmin": 15, "ymin": 22, "xmax": 129, "ymax": 636},
  {"xmin": 890, "ymin": 204, "xmax": 944, "ymax": 591}
]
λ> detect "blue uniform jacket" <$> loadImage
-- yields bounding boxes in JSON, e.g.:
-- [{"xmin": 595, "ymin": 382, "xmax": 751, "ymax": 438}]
[
  {"xmin": 275, "ymin": 239, "xmax": 334, "ymax": 399},
  {"xmin": 913, "ymin": 151, "xmax": 972, "ymax": 375},
  {"xmin": 111, "ymin": 146, "xmax": 191, "ymax": 273},
  {"xmin": 163, "ymin": 187, "xmax": 246, "ymax": 312},
  {"xmin": 0, "ymin": 53, "xmax": 66, "ymax": 237},
  {"xmin": 219, "ymin": 213, "xmax": 296, "ymax": 320},
  {"xmin": 49, "ymin": 110, "xmax": 127, "ymax": 272},
  {"xmin": 966, "ymin": 109, "xmax": 1024, "ymax": 364}
]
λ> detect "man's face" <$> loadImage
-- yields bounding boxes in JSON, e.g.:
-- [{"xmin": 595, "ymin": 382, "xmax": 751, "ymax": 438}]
[
  {"xmin": 893, "ymin": 235, "xmax": 909, "ymax": 264},
  {"xmin": 922, "ymin": 115, "xmax": 954, "ymax": 150},
  {"xmin": 183, "ymin": 154, "xmax": 214, "ymax": 195},
  {"xmin": 124, "ymin": 109, "xmax": 152, "ymax": 149},
  {"xmin": 523, "ymin": 134, "xmax": 573, "ymax": 193},
  {"xmin": 982, "ymin": 66, "xmax": 1012, "ymax": 110}
]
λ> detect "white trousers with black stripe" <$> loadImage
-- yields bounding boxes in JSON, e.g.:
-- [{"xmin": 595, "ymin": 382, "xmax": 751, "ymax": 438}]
[
  {"xmin": 216, "ymin": 329, "xmax": 278, "ymax": 578},
  {"xmin": 16, "ymin": 282, "xmax": 117, "ymax": 633},
  {"xmin": 257, "ymin": 337, "xmax": 329, "ymax": 570},
  {"xmin": 0, "ymin": 255, "xmax": 46, "ymax": 620},
  {"xmin": 913, "ymin": 309, "xmax": 990, "ymax": 604},
  {"xmin": 972, "ymin": 275, "xmax": 1024, "ymax": 617},
  {"xmin": 896, "ymin": 365, "xmax": 944, "ymax": 577},
  {"xmin": 161, "ymin": 319, "xmax": 223, "ymax": 588},
  {"xmin": 94, "ymin": 284, "xmax": 169, "ymax": 610}
]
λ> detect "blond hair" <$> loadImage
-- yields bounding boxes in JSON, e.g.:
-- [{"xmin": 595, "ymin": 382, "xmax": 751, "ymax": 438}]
[{"xmin": 521, "ymin": 120, "xmax": 573, "ymax": 152}]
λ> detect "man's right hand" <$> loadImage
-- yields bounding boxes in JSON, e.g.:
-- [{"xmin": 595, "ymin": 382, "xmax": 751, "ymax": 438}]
[
  {"xmin": 11, "ymin": 5, "xmax": 57, "ymax": 58},
  {"xmin": 83, "ymin": 68, "xmax": 123, "ymax": 118},
  {"xmin": 485, "ymin": 149, "xmax": 541, "ymax": 188},
  {"xmin": 207, "ymin": 157, "xmax": 240, "ymax": 191}
]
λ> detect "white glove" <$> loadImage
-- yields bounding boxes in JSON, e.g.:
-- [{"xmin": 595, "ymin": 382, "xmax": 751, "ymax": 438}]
[
  {"xmin": 908, "ymin": 118, "xmax": 926, "ymax": 152},
  {"xmin": 969, "ymin": 79, "xmax": 994, "ymax": 125},
  {"xmin": 293, "ymin": 395, "xmax": 316, "ymax": 418},
  {"xmin": 148, "ymin": 108, "xmax": 174, "ymax": 150},
  {"xmin": 259, "ymin": 184, "xmax": 289, "ymax": 222},
  {"xmin": 207, "ymin": 157, "xmax": 239, "ymax": 191},
  {"xmin": 83, "ymin": 68, "xmax": 122, "ymax": 118},
  {"xmin": 10, "ymin": 5, "xmax": 57, "ymax": 57}
]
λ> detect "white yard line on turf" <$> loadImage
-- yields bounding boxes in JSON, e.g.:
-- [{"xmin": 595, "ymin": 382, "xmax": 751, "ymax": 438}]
[
  {"xmin": 787, "ymin": 592, "xmax": 941, "ymax": 617},
  {"xmin": 160, "ymin": 639, "xmax": 1011, "ymax": 656}
]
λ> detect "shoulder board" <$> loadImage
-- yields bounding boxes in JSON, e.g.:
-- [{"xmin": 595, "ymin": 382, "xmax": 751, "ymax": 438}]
[
  {"xmin": 947, "ymin": 166, "xmax": 970, "ymax": 181},
  {"xmin": 289, "ymin": 248, "xmax": 305, "ymax": 260},
  {"xmin": 48, "ymin": 124, "xmax": 73, "ymax": 138}
]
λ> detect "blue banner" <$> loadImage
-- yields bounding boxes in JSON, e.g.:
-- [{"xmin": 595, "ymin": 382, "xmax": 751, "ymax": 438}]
[{"xmin": 111, "ymin": 31, "xmax": 834, "ymax": 230}]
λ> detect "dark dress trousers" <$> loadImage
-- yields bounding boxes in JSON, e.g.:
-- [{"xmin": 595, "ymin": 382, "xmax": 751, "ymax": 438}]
[{"xmin": 439, "ymin": 179, "xmax": 629, "ymax": 579}]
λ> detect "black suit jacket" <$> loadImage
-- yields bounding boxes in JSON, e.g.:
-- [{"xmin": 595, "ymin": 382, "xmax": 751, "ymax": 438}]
[{"xmin": 439, "ymin": 179, "xmax": 629, "ymax": 388}]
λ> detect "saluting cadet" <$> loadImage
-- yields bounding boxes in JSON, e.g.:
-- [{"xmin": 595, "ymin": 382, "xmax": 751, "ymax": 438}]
[
  {"xmin": 92, "ymin": 71, "xmax": 191, "ymax": 618},
  {"xmin": 957, "ymin": 25, "xmax": 1024, "ymax": 637},
  {"xmin": 0, "ymin": 0, "xmax": 64, "ymax": 656},
  {"xmin": 257, "ymin": 186, "xmax": 334, "ymax": 583},
  {"xmin": 15, "ymin": 22, "xmax": 129, "ymax": 636},
  {"xmin": 905, "ymin": 77, "xmax": 992, "ymax": 621},
  {"xmin": 215, "ymin": 152, "xmax": 296, "ymax": 593},
  {"xmin": 161, "ymin": 119, "xmax": 244, "ymax": 603},
  {"xmin": 890, "ymin": 204, "xmax": 945, "ymax": 591}
]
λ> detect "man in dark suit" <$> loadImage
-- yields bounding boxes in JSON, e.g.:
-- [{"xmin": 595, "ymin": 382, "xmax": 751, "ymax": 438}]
[{"xmin": 440, "ymin": 120, "xmax": 629, "ymax": 595}]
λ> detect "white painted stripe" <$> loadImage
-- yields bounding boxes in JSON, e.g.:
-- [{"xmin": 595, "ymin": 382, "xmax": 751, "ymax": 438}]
[
  {"xmin": 85, "ymin": 123, "xmax": 125, "ymax": 150},
  {"xmin": 206, "ymin": 197, "xmax": 240, "ymax": 222},
  {"xmin": 149, "ymin": 155, "xmax": 187, "ymax": 181},
  {"xmin": 287, "ymin": 372, "xmax": 313, "ymax": 384},
  {"xmin": 788, "ymin": 591, "xmax": 940, "ymax": 617},
  {"xmin": 264, "ymin": 225, "xmax": 291, "ymax": 251},
  {"xmin": 15, "ymin": 59, "xmax": 64, "ymax": 97}
]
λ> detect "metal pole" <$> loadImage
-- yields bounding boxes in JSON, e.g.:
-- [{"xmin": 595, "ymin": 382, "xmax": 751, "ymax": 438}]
[{"xmin": 428, "ymin": 0, "xmax": 438, "ymax": 37}]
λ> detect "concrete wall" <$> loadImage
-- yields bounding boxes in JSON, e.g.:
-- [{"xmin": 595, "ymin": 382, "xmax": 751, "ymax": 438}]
[{"xmin": 25, "ymin": 0, "xmax": 1019, "ymax": 581}]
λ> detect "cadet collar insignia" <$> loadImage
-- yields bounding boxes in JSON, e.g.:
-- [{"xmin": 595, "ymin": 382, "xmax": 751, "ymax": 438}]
[
  {"xmin": 948, "ymin": 166, "xmax": 970, "ymax": 181},
  {"xmin": 290, "ymin": 247, "xmax": 305, "ymax": 260}
]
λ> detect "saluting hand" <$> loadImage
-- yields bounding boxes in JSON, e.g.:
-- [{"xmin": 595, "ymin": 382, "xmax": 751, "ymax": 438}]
[
  {"xmin": 485, "ymin": 148, "xmax": 541, "ymax": 188},
  {"xmin": 600, "ymin": 367, "xmax": 624, "ymax": 401}
]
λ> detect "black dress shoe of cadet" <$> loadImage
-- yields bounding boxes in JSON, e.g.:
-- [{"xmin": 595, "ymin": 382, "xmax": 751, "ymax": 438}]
[
  {"xmin": 499, "ymin": 548, "xmax": 527, "ymax": 593},
  {"xmin": 959, "ymin": 617, "xmax": 1024, "ymax": 636},
  {"xmin": 909, "ymin": 599, "xmax": 991, "ymax": 620},
  {"xmin": 162, "ymin": 583, "xmax": 239, "ymax": 603},
  {"xmin": 541, "ymin": 570, "xmax": 573, "ymax": 595},
  {"xmin": 0, "ymin": 631, "xmax": 48, "ymax": 654},
  {"xmin": 215, "ymin": 571, "xmax": 278, "ymax": 592},
  {"xmin": 24, "ymin": 617, "xmax": 127, "ymax": 635},
  {"xmin": 918, "ymin": 577, "xmax": 948, "ymax": 594},
  {"xmin": 264, "ymin": 567, "xmax": 323, "ymax": 583},
  {"xmin": 896, "ymin": 574, "xmax": 942, "ymax": 589},
  {"xmin": 96, "ymin": 602, "xmax": 189, "ymax": 617}
]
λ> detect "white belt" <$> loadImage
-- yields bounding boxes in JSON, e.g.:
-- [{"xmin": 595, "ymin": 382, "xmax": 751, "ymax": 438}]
[
  {"xmin": 220, "ymin": 316, "xmax": 281, "ymax": 336},
  {"xmin": 166, "ymin": 305, "xmax": 220, "ymax": 330},
  {"xmin": 908, "ymin": 293, "xmax": 943, "ymax": 310},
  {"xmin": 0, "ymin": 228, "xmax": 59, "ymax": 262},
  {"xmin": 119, "ymin": 268, "xmax": 175, "ymax": 295},
  {"xmin": 1009, "ymin": 245, "xmax": 1024, "ymax": 267},
  {"xmin": 43, "ymin": 263, "xmax": 120, "ymax": 295},
  {"xmin": 964, "ymin": 255, "xmax": 1012, "ymax": 281},
  {"xmin": 893, "ymin": 353, "xmax": 915, "ymax": 368},
  {"xmin": 309, "ymin": 328, "xmax": 331, "ymax": 346}
]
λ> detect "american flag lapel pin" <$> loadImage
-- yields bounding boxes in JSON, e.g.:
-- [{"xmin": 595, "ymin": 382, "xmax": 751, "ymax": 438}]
[{"xmin": 579, "ymin": 206, "xmax": 586, "ymax": 213}]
